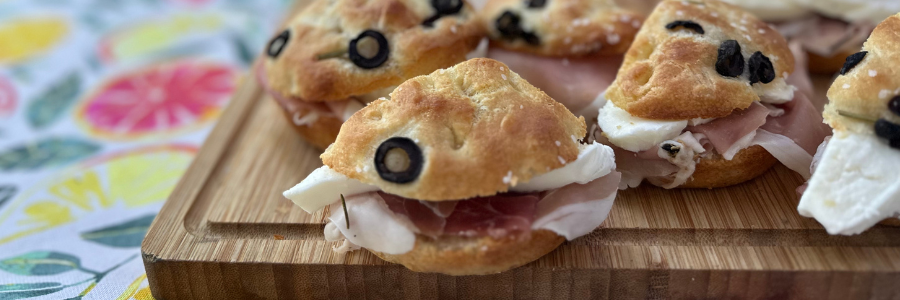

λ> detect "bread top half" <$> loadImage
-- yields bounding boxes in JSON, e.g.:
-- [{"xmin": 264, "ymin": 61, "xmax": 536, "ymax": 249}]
[
  {"xmin": 321, "ymin": 58, "xmax": 586, "ymax": 201},
  {"xmin": 262, "ymin": 0, "xmax": 484, "ymax": 102},
  {"xmin": 479, "ymin": 0, "xmax": 643, "ymax": 57},
  {"xmin": 605, "ymin": 0, "xmax": 795, "ymax": 120},
  {"xmin": 825, "ymin": 13, "xmax": 900, "ymax": 134}
]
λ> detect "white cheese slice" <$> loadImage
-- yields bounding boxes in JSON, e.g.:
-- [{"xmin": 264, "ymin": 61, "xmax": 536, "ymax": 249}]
[
  {"xmin": 798, "ymin": 131, "xmax": 900, "ymax": 235},
  {"xmin": 511, "ymin": 143, "xmax": 616, "ymax": 192},
  {"xmin": 283, "ymin": 166, "xmax": 380, "ymax": 213},
  {"xmin": 597, "ymin": 100, "xmax": 687, "ymax": 152},
  {"xmin": 326, "ymin": 192, "xmax": 417, "ymax": 254}
]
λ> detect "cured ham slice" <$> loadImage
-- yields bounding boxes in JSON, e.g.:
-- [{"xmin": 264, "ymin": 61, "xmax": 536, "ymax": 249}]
[
  {"xmin": 381, "ymin": 192, "xmax": 539, "ymax": 239},
  {"xmin": 255, "ymin": 63, "xmax": 353, "ymax": 124},
  {"xmin": 486, "ymin": 47, "xmax": 622, "ymax": 114},
  {"xmin": 687, "ymin": 102, "xmax": 770, "ymax": 155}
]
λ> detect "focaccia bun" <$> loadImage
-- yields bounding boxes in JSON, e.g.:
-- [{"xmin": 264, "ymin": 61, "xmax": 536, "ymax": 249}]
[
  {"xmin": 321, "ymin": 58, "xmax": 586, "ymax": 201},
  {"xmin": 263, "ymin": 0, "xmax": 484, "ymax": 102},
  {"xmin": 673, "ymin": 145, "xmax": 777, "ymax": 189},
  {"xmin": 605, "ymin": 0, "xmax": 795, "ymax": 120},
  {"xmin": 371, "ymin": 229, "xmax": 564, "ymax": 275},
  {"xmin": 824, "ymin": 13, "xmax": 900, "ymax": 134},
  {"xmin": 479, "ymin": 0, "xmax": 643, "ymax": 57}
]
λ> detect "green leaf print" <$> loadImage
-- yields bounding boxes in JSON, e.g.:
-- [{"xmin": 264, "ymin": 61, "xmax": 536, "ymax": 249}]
[
  {"xmin": 0, "ymin": 137, "xmax": 100, "ymax": 171},
  {"xmin": 232, "ymin": 33, "xmax": 255, "ymax": 67},
  {"xmin": 27, "ymin": 72, "xmax": 81, "ymax": 129},
  {"xmin": 0, "ymin": 186, "xmax": 15, "ymax": 210},
  {"xmin": 80, "ymin": 214, "xmax": 156, "ymax": 248},
  {"xmin": 0, "ymin": 251, "xmax": 81, "ymax": 276},
  {"xmin": 0, "ymin": 282, "xmax": 65, "ymax": 300}
]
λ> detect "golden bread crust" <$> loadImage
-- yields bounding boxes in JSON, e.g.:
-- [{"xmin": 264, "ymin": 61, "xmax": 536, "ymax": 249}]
[
  {"xmin": 480, "ymin": 0, "xmax": 643, "ymax": 57},
  {"xmin": 675, "ymin": 145, "xmax": 777, "ymax": 189},
  {"xmin": 605, "ymin": 0, "xmax": 795, "ymax": 120},
  {"xmin": 321, "ymin": 58, "xmax": 586, "ymax": 201},
  {"xmin": 276, "ymin": 104, "xmax": 342, "ymax": 150},
  {"xmin": 263, "ymin": 0, "xmax": 484, "ymax": 102},
  {"xmin": 824, "ymin": 13, "xmax": 900, "ymax": 134},
  {"xmin": 370, "ymin": 230, "xmax": 565, "ymax": 275}
]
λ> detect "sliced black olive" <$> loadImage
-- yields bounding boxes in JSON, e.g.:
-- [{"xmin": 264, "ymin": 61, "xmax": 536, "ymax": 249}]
[
  {"xmin": 748, "ymin": 51, "xmax": 775, "ymax": 84},
  {"xmin": 349, "ymin": 30, "xmax": 389, "ymax": 69},
  {"xmin": 889, "ymin": 96, "xmax": 900, "ymax": 117},
  {"xmin": 875, "ymin": 119, "xmax": 900, "ymax": 141},
  {"xmin": 495, "ymin": 11, "xmax": 541, "ymax": 45},
  {"xmin": 840, "ymin": 51, "xmax": 868, "ymax": 75},
  {"xmin": 526, "ymin": 0, "xmax": 546, "ymax": 8},
  {"xmin": 891, "ymin": 138, "xmax": 900, "ymax": 150},
  {"xmin": 716, "ymin": 40, "xmax": 744, "ymax": 78},
  {"xmin": 375, "ymin": 137, "xmax": 423, "ymax": 184},
  {"xmin": 665, "ymin": 20, "xmax": 704, "ymax": 34},
  {"xmin": 496, "ymin": 11, "xmax": 524, "ymax": 40},
  {"xmin": 661, "ymin": 143, "xmax": 680, "ymax": 158},
  {"xmin": 266, "ymin": 29, "xmax": 290, "ymax": 58},
  {"xmin": 432, "ymin": 0, "xmax": 463, "ymax": 15},
  {"xmin": 423, "ymin": 0, "xmax": 464, "ymax": 27}
]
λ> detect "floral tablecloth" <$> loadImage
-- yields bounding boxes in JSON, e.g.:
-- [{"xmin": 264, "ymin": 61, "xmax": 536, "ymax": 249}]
[{"xmin": 0, "ymin": 1, "xmax": 290, "ymax": 299}]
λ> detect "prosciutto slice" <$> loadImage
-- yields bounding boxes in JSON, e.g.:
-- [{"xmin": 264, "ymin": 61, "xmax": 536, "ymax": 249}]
[
  {"xmin": 687, "ymin": 102, "xmax": 770, "ymax": 155},
  {"xmin": 486, "ymin": 47, "xmax": 622, "ymax": 114},
  {"xmin": 381, "ymin": 192, "xmax": 539, "ymax": 239},
  {"xmin": 254, "ymin": 63, "xmax": 354, "ymax": 125}
]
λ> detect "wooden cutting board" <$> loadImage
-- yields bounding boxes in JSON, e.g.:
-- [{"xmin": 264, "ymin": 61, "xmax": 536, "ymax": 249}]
[{"xmin": 140, "ymin": 4, "xmax": 900, "ymax": 299}]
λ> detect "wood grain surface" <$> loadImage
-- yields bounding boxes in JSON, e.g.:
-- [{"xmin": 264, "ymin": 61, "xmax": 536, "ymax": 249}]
[{"xmin": 141, "ymin": 2, "xmax": 900, "ymax": 298}]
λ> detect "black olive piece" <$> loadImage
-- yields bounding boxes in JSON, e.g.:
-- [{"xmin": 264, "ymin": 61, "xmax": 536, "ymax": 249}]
[
  {"xmin": 432, "ymin": 0, "xmax": 463, "ymax": 15},
  {"xmin": 521, "ymin": 31, "xmax": 540, "ymax": 45},
  {"xmin": 661, "ymin": 143, "xmax": 680, "ymax": 158},
  {"xmin": 875, "ymin": 119, "xmax": 900, "ymax": 141},
  {"xmin": 891, "ymin": 138, "xmax": 900, "ymax": 150},
  {"xmin": 889, "ymin": 96, "xmax": 900, "ymax": 117},
  {"xmin": 665, "ymin": 20, "xmax": 704, "ymax": 34},
  {"xmin": 496, "ymin": 11, "xmax": 524, "ymax": 39},
  {"xmin": 748, "ymin": 51, "xmax": 775, "ymax": 84},
  {"xmin": 526, "ymin": 0, "xmax": 546, "ymax": 8},
  {"xmin": 716, "ymin": 40, "xmax": 744, "ymax": 78},
  {"xmin": 840, "ymin": 51, "xmax": 868, "ymax": 75},
  {"xmin": 375, "ymin": 137, "xmax": 423, "ymax": 184},
  {"xmin": 349, "ymin": 30, "xmax": 390, "ymax": 69},
  {"xmin": 266, "ymin": 29, "xmax": 290, "ymax": 58}
]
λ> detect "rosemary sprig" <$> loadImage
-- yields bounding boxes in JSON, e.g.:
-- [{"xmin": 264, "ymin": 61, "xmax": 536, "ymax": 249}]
[
  {"xmin": 340, "ymin": 194, "xmax": 350, "ymax": 230},
  {"xmin": 316, "ymin": 49, "xmax": 348, "ymax": 60},
  {"xmin": 838, "ymin": 110, "xmax": 878, "ymax": 123}
]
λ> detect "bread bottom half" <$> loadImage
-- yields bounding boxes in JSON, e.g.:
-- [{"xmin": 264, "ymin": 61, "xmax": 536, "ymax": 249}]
[
  {"xmin": 676, "ymin": 145, "xmax": 778, "ymax": 189},
  {"xmin": 278, "ymin": 105, "xmax": 342, "ymax": 150},
  {"xmin": 370, "ymin": 229, "xmax": 565, "ymax": 276}
]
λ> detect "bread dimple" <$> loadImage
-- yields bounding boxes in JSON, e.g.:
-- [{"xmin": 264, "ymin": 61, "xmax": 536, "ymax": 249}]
[
  {"xmin": 824, "ymin": 13, "xmax": 900, "ymax": 134},
  {"xmin": 479, "ymin": 0, "xmax": 643, "ymax": 57},
  {"xmin": 605, "ymin": 0, "xmax": 795, "ymax": 120},
  {"xmin": 321, "ymin": 58, "xmax": 586, "ymax": 201},
  {"xmin": 263, "ymin": 0, "xmax": 485, "ymax": 102},
  {"xmin": 370, "ymin": 230, "xmax": 564, "ymax": 275}
]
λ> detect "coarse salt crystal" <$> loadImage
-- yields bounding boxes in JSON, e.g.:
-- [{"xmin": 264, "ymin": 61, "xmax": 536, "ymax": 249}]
[
  {"xmin": 450, "ymin": 25, "xmax": 457, "ymax": 33},
  {"xmin": 558, "ymin": 156, "xmax": 566, "ymax": 164},
  {"xmin": 501, "ymin": 74, "xmax": 507, "ymax": 80},
  {"xmin": 607, "ymin": 34, "xmax": 620, "ymax": 45},
  {"xmin": 843, "ymin": 84, "xmax": 851, "ymax": 89},
  {"xmin": 632, "ymin": 20, "xmax": 641, "ymax": 28},
  {"xmin": 564, "ymin": 37, "xmax": 572, "ymax": 44},
  {"xmin": 555, "ymin": 141, "xmax": 561, "ymax": 146},
  {"xmin": 439, "ymin": 69, "xmax": 445, "ymax": 74},
  {"xmin": 502, "ymin": 171, "xmax": 514, "ymax": 184},
  {"xmin": 500, "ymin": 67, "xmax": 505, "ymax": 71},
  {"xmin": 711, "ymin": 12, "xmax": 719, "ymax": 18},
  {"xmin": 620, "ymin": 15, "xmax": 631, "ymax": 22},
  {"xmin": 869, "ymin": 70, "xmax": 878, "ymax": 77},
  {"xmin": 758, "ymin": 29, "xmax": 765, "ymax": 34},
  {"xmin": 880, "ymin": 89, "xmax": 892, "ymax": 99},
  {"xmin": 676, "ymin": 11, "xmax": 684, "ymax": 16},
  {"xmin": 520, "ymin": 105, "xmax": 523, "ymax": 109}
]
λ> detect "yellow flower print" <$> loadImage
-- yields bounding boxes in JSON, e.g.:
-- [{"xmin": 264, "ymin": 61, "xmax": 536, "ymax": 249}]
[
  {"xmin": 0, "ymin": 145, "xmax": 197, "ymax": 245},
  {"xmin": 0, "ymin": 18, "xmax": 68, "ymax": 64}
]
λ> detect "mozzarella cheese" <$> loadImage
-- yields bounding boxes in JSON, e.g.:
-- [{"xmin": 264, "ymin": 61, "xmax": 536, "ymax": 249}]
[
  {"xmin": 511, "ymin": 143, "xmax": 616, "ymax": 192},
  {"xmin": 798, "ymin": 131, "xmax": 900, "ymax": 235},
  {"xmin": 754, "ymin": 78, "xmax": 796, "ymax": 105},
  {"xmin": 597, "ymin": 100, "xmax": 687, "ymax": 152},
  {"xmin": 283, "ymin": 166, "xmax": 380, "ymax": 213},
  {"xmin": 325, "ymin": 192, "xmax": 417, "ymax": 254},
  {"xmin": 797, "ymin": 0, "xmax": 900, "ymax": 24},
  {"xmin": 720, "ymin": 0, "xmax": 811, "ymax": 22}
]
